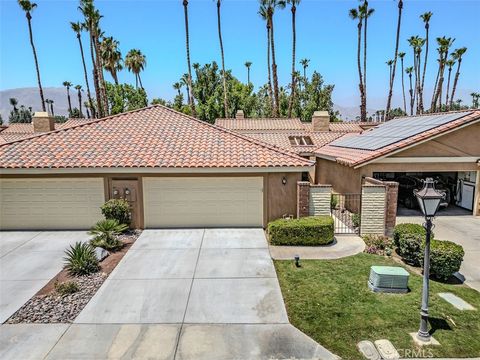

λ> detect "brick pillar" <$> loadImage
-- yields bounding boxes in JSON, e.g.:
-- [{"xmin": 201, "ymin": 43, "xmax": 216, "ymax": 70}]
[
  {"xmin": 309, "ymin": 185, "xmax": 332, "ymax": 216},
  {"xmin": 360, "ymin": 185, "xmax": 386, "ymax": 235},
  {"xmin": 384, "ymin": 181, "xmax": 399, "ymax": 236},
  {"xmin": 297, "ymin": 181, "xmax": 310, "ymax": 218}
]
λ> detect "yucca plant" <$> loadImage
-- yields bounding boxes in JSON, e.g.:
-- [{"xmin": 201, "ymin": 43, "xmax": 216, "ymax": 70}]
[
  {"xmin": 64, "ymin": 242, "xmax": 99, "ymax": 276},
  {"xmin": 88, "ymin": 219, "xmax": 128, "ymax": 250}
]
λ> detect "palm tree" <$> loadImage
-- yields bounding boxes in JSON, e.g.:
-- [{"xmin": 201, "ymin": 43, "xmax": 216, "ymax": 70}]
[
  {"xmin": 419, "ymin": 11, "xmax": 432, "ymax": 113},
  {"xmin": 18, "ymin": 0, "xmax": 46, "ymax": 112},
  {"xmin": 360, "ymin": 1, "xmax": 374, "ymax": 121},
  {"xmin": 84, "ymin": 101, "xmax": 91, "ymax": 119},
  {"xmin": 450, "ymin": 47, "xmax": 467, "ymax": 109},
  {"xmin": 215, "ymin": 0, "xmax": 229, "ymax": 117},
  {"xmin": 70, "ymin": 21, "xmax": 95, "ymax": 118},
  {"xmin": 63, "ymin": 81, "xmax": 73, "ymax": 114},
  {"xmin": 385, "ymin": 0, "xmax": 403, "ymax": 120},
  {"xmin": 386, "ymin": 60, "xmax": 394, "ymax": 89},
  {"xmin": 9, "ymin": 98, "xmax": 19, "ymax": 113},
  {"xmin": 45, "ymin": 99, "xmax": 54, "ymax": 116},
  {"xmin": 300, "ymin": 58, "xmax": 309, "ymax": 80},
  {"xmin": 471, "ymin": 92, "xmax": 479, "ymax": 109},
  {"xmin": 100, "ymin": 36, "xmax": 123, "ymax": 85},
  {"xmin": 259, "ymin": 4, "xmax": 274, "ymax": 112},
  {"xmin": 432, "ymin": 37, "xmax": 455, "ymax": 111},
  {"xmin": 405, "ymin": 66, "xmax": 414, "ymax": 115},
  {"xmin": 125, "ymin": 49, "xmax": 146, "ymax": 89},
  {"xmin": 408, "ymin": 36, "xmax": 425, "ymax": 114},
  {"xmin": 244, "ymin": 61, "xmax": 252, "ymax": 84},
  {"xmin": 287, "ymin": 0, "xmax": 301, "ymax": 118},
  {"xmin": 262, "ymin": 0, "xmax": 286, "ymax": 117},
  {"xmin": 349, "ymin": 7, "xmax": 366, "ymax": 121},
  {"xmin": 182, "ymin": 0, "xmax": 196, "ymax": 116},
  {"xmin": 398, "ymin": 52, "xmax": 407, "ymax": 114},
  {"xmin": 75, "ymin": 85, "xmax": 83, "ymax": 118},
  {"xmin": 173, "ymin": 82, "xmax": 182, "ymax": 96},
  {"xmin": 180, "ymin": 73, "xmax": 191, "ymax": 105},
  {"xmin": 444, "ymin": 59, "xmax": 456, "ymax": 111}
]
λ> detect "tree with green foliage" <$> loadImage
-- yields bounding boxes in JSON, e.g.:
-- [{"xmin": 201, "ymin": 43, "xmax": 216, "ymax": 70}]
[
  {"xmin": 9, "ymin": 104, "xmax": 33, "ymax": 123},
  {"xmin": 450, "ymin": 47, "xmax": 467, "ymax": 109},
  {"xmin": 244, "ymin": 61, "xmax": 252, "ymax": 85},
  {"xmin": 100, "ymin": 36, "xmax": 123, "ymax": 85},
  {"xmin": 125, "ymin": 49, "xmax": 146, "ymax": 89},
  {"xmin": 105, "ymin": 82, "xmax": 148, "ymax": 115}
]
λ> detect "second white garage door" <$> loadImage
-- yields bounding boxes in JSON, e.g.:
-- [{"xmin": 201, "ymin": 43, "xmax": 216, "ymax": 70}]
[{"xmin": 143, "ymin": 177, "xmax": 264, "ymax": 227}]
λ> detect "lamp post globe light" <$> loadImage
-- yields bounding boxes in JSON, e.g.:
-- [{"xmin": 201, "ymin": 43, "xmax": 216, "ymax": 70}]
[{"xmin": 413, "ymin": 178, "xmax": 445, "ymax": 342}]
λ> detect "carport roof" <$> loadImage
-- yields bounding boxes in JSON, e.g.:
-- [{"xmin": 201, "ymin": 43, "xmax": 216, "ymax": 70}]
[
  {"xmin": 0, "ymin": 105, "xmax": 313, "ymax": 171},
  {"xmin": 316, "ymin": 110, "xmax": 480, "ymax": 167}
]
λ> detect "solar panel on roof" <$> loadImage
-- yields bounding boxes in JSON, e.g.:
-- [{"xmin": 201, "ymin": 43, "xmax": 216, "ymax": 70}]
[{"xmin": 331, "ymin": 112, "xmax": 472, "ymax": 150}]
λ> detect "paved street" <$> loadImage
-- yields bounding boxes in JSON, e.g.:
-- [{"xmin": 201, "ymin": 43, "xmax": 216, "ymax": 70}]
[{"xmin": 397, "ymin": 215, "xmax": 480, "ymax": 291}]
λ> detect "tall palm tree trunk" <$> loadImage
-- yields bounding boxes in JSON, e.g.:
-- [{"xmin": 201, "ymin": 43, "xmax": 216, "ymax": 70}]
[
  {"xmin": 216, "ymin": 0, "xmax": 229, "ymax": 118},
  {"xmin": 89, "ymin": 35, "xmax": 103, "ymax": 118},
  {"xmin": 356, "ymin": 21, "xmax": 365, "ymax": 121},
  {"xmin": 386, "ymin": 0, "xmax": 403, "ymax": 119},
  {"xmin": 450, "ymin": 58, "xmax": 462, "ymax": 108},
  {"xmin": 26, "ymin": 13, "xmax": 46, "ymax": 112},
  {"xmin": 266, "ymin": 25, "xmax": 274, "ymax": 113},
  {"xmin": 269, "ymin": 14, "xmax": 280, "ymax": 117},
  {"xmin": 287, "ymin": 4, "xmax": 297, "ymax": 118},
  {"xmin": 183, "ymin": 0, "xmax": 196, "ymax": 117},
  {"xmin": 138, "ymin": 73, "xmax": 144, "ymax": 89},
  {"xmin": 78, "ymin": 90, "xmax": 83, "ymax": 118},
  {"xmin": 93, "ymin": 34, "xmax": 108, "ymax": 116},
  {"xmin": 430, "ymin": 60, "xmax": 441, "ymax": 111},
  {"xmin": 77, "ymin": 34, "xmax": 95, "ymax": 118},
  {"xmin": 408, "ymin": 73, "xmax": 414, "ymax": 115},
  {"xmin": 416, "ymin": 52, "xmax": 422, "ymax": 114},
  {"xmin": 400, "ymin": 58, "xmax": 406, "ymax": 114},
  {"xmin": 420, "ymin": 24, "xmax": 429, "ymax": 113},
  {"xmin": 66, "ymin": 87, "xmax": 72, "ymax": 114},
  {"xmin": 445, "ymin": 67, "xmax": 453, "ymax": 110},
  {"xmin": 433, "ymin": 55, "xmax": 447, "ymax": 111},
  {"xmin": 247, "ymin": 68, "xmax": 250, "ymax": 85},
  {"xmin": 363, "ymin": 1, "xmax": 368, "ymax": 117}
]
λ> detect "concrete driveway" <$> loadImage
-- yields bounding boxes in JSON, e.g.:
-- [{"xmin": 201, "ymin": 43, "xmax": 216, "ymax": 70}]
[
  {"xmin": 397, "ymin": 215, "xmax": 480, "ymax": 291},
  {"xmin": 1, "ymin": 229, "xmax": 338, "ymax": 360},
  {"xmin": 0, "ymin": 231, "xmax": 90, "ymax": 323}
]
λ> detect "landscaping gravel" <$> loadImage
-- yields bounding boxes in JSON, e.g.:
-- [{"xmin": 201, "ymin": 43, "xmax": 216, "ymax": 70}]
[{"xmin": 6, "ymin": 272, "xmax": 107, "ymax": 324}]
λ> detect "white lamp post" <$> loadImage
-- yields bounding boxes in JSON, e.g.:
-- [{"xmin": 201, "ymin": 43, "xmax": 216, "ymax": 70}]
[{"xmin": 413, "ymin": 178, "xmax": 445, "ymax": 342}]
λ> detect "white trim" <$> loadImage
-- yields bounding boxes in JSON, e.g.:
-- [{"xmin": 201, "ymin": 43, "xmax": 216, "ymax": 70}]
[
  {"xmin": 315, "ymin": 154, "xmax": 337, "ymax": 162},
  {"xmin": 0, "ymin": 166, "xmax": 313, "ymax": 175},
  {"xmin": 353, "ymin": 118, "xmax": 480, "ymax": 169},
  {"xmin": 374, "ymin": 157, "xmax": 480, "ymax": 164}
]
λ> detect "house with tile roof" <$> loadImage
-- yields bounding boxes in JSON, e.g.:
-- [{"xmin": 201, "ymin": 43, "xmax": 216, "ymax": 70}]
[
  {"xmin": 315, "ymin": 110, "xmax": 480, "ymax": 216},
  {"xmin": 0, "ymin": 106, "xmax": 313, "ymax": 230}
]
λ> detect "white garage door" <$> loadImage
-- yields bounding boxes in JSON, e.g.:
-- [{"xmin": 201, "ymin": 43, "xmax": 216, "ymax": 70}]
[
  {"xmin": 0, "ymin": 178, "xmax": 105, "ymax": 230},
  {"xmin": 143, "ymin": 177, "xmax": 264, "ymax": 227}
]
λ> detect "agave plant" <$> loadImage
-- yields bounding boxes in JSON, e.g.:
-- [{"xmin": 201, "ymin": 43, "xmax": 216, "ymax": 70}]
[
  {"xmin": 64, "ymin": 242, "xmax": 99, "ymax": 276},
  {"xmin": 89, "ymin": 219, "xmax": 128, "ymax": 250}
]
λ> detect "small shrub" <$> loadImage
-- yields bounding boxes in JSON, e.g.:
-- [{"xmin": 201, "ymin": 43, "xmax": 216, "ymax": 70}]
[
  {"xmin": 362, "ymin": 234, "xmax": 393, "ymax": 256},
  {"xmin": 55, "ymin": 280, "xmax": 79, "ymax": 296},
  {"xmin": 268, "ymin": 216, "xmax": 334, "ymax": 246},
  {"xmin": 330, "ymin": 195, "xmax": 338, "ymax": 209},
  {"xmin": 398, "ymin": 233, "xmax": 423, "ymax": 266},
  {"xmin": 393, "ymin": 223, "xmax": 432, "ymax": 248},
  {"xmin": 351, "ymin": 213, "xmax": 360, "ymax": 228},
  {"xmin": 101, "ymin": 199, "xmax": 131, "ymax": 226},
  {"xmin": 420, "ymin": 239, "xmax": 465, "ymax": 281},
  {"xmin": 64, "ymin": 242, "xmax": 99, "ymax": 276},
  {"xmin": 89, "ymin": 219, "xmax": 127, "ymax": 250}
]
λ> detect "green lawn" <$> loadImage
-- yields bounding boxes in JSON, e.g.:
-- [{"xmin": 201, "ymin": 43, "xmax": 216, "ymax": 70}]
[{"xmin": 274, "ymin": 254, "xmax": 480, "ymax": 359}]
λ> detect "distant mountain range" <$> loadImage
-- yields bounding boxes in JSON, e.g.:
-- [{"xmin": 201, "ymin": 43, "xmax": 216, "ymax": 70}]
[{"xmin": 0, "ymin": 87, "xmax": 474, "ymax": 123}]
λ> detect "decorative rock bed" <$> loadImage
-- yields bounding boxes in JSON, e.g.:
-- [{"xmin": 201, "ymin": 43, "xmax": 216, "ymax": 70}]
[{"xmin": 6, "ymin": 230, "xmax": 141, "ymax": 324}]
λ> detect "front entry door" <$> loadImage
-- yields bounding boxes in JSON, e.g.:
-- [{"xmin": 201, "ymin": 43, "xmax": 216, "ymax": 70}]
[{"xmin": 111, "ymin": 179, "xmax": 140, "ymax": 228}]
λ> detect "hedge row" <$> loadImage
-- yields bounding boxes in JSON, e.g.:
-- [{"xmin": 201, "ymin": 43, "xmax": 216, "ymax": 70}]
[
  {"xmin": 393, "ymin": 223, "xmax": 464, "ymax": 280},
  {"xmin": 267, "ymin": 216, "xmax": 334, "ymax": 246}
]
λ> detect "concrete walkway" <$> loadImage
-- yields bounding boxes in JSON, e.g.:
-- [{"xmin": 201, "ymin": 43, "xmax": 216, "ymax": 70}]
[
  {"xmin": 397, "ymin": 215, "xmax": 480, "ymax": 292},
  {"xmin": 269, "ymin": 234, "xmax": 365, "ymax": 260},
  {"xmin": 0, "ymin": 231, "xmax": 90, "ymax": 323},
  {"xmin": 1, "ymin": 229, "xmax": 338, "ymax": 359}
]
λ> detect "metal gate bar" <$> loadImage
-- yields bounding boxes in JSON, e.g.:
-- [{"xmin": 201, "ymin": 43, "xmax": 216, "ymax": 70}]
[{"xmin": 331, "ymin": 193, "xmax": 361, "ymax": 234}]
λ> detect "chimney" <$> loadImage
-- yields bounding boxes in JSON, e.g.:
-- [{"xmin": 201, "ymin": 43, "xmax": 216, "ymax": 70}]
[
  {"xmin": 311, "ymin": 111, "xmax": 330, "ymax": 132},
  {"xmin": 236, "ymin": 110, "xmax": 245, "ymax": 119},
  {"xmin": 32, "ymin": 112, "xmax": 55, "ymax": 132}
]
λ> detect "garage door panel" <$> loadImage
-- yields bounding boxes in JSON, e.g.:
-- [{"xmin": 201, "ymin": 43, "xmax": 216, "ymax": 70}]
[
  {"xmin": 144, "ymin": 177, "xmax": 263, "ymax": 228},
  {"xmin": 0, "ymin": 178, "xmax": 105, "ymax": 230}
]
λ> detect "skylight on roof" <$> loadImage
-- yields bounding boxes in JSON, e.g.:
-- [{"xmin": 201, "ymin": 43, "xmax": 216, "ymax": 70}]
[{"xmin": 289, "ymin": 135, "xmax": 313, "ymax": 146}]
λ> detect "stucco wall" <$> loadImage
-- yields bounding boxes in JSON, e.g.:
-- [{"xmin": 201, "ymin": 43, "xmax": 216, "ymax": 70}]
[
  {"xmin": 267, "ymin": 172, "xmax": 301, "ymax": 221},
  {"xmin": 316, "ymin": 158, "xmax": 366, "ymax": 193}
]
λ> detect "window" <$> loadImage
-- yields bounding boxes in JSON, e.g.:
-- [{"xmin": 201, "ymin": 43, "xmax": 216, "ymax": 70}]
[{"xmin": 288, "ymin": 136, "xmax": 313, "ymax": 146}]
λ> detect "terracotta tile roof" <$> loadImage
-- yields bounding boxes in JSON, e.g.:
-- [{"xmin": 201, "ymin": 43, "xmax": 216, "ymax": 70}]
[
  {"xmin": 215, "ymin": 118, "xmax": 306, "ymax": 131},
  {"xmin": 246, "ymin": 131, "xmax": 343, "ymax": 154},
  {"xmin": 215, "ymin": 117, "xmax": 368, "ymax": 133},
  {"xmin": 0, "ymin": 105, "xmax": 313, "ymax": 170},
  {"xmin": 316, "ymin": 110, "xmax": 480, "ymax": 167}
]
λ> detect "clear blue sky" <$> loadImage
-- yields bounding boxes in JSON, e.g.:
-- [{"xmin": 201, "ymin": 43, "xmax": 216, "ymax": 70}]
[{"xmin": 1, "ymin": 0, "xmax": 479, "ymax": 109}]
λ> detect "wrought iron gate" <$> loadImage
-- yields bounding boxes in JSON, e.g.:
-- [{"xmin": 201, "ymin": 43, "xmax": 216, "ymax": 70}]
[{"xmin": 331, "ymin": 193, "xmax": 361, "ymax": 234}]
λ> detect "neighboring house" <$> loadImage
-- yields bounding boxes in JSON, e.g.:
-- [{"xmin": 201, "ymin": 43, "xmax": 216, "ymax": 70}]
[
  {"xmin": 0, "ymin": 117, "xmax": 90, "ymax": 144},
  {"xmin": 315, "ymin": 110, "xmax": 480, "ymax": 216},
  {"xmin": 0, "ymin": 106, "xmax": 313, "ymax": 230}
]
